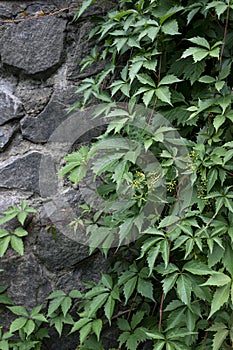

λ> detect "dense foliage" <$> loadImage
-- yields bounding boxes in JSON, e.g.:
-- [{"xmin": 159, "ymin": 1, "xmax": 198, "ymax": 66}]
[{"xmin": 1, "ymin": 0, "xmax": 233, "ymax": 349}]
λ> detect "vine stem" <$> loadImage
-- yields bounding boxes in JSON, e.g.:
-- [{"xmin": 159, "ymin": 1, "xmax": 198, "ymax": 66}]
[
  {"xmin": 0, "ymin": 4, "xmax": 80, "ymax": 24},
  {"xmin": 213, "ymin": 4, "xmax": 230, "ymax": 98},
  {"xmin": 158, "ymin": 292, "xmax": 165, "ymax": 332},
  {"xmin": 218, "ymin": 5, "xmax": 230, "ymax": 78}
]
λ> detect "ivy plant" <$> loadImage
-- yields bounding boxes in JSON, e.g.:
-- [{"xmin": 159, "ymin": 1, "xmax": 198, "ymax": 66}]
[{"xmin": 1, "ymin": 0, "xmax": 233, "ymax": 349}]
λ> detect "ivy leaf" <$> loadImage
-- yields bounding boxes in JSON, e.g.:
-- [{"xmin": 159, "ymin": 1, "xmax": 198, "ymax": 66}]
[
  {"xmin": 14, "ymin": 228, "xmax": 28, "ymax": 237},
  {"xmin": 159, "ymin": 215, "xmax": 180, "ymax": 228},
  {"xmin": 209, "ymin": 283, "xmax": 231, "ymax": 318},
  {"xmin": 8, "ymin": 306, "xmax": 28, "ymax": 317},
  {"xmin": 130, "ymin": 311, "xmax": 145, "ymax": 329},
  {"xmin": 143, "ymin": 89, "xmax": 155, "ymax": 107},
  {"xmin": 201, "ymin": 272, "xmax": 231, "ymax": 287},
  {"xmin": 61, "ymin": 296, "xmax": 72, "ymax": 317},
  {"xmin": 147, "ymin": 245, "xmax": 161, "ymax": 276},
  {"xmin": 47, "ymin": 297, "xmax": 65, "ymax": 317},
  {"xmin": 213, "ymin": 114, "xmax": 225, "ymax": 132},
  {"xmin": 159, "ymin": 75, "xmax": 182, "ymax": 86},
  {"xmin": 74, "ymin": 0, "xmax": 95, "ymax": 20},
  {"xmin": 183, "ymin": 261, "xmax": 212, "ymax": 275},
  {"xmin": 117, "ymin": 318, "xmax": 131, "ymax": 332},
  {"xmin": 123, "ymin": 276, "xmax": 137, "ymax": 303},
  {"xmin": 104, "ymin": 296, "xmax": 115, "ymax": 323},
  {"xmin": 213, "ymin": 328, "xmax": 229, "ymax": 350},
  {"xmin": 137, "ymin": 278, "xmax": 154, "ymax": 300},
  {"xmin": 88, "ymin": 293, "xmax": 109, "ymax": 317},
  {"xmin": 0, "ymin": 237, "xmax": 11, "ymax": 257},
  {"xmin": 10, "ymin": 317, "xmax": 27, "ymax": 333},
  {"xmin": 176, "ymin": 274, "xmax": 192, "ymax": 305},
  {"xmin": 70, "ymin": 318, "xmax": 91, "ymax": 334},
  {"xmin": 162, "ymin": 19, "xmax": 180, "ymax": 35},
  {"xmin": 207, "ymin": 168, "xmax": 218, "ymax": 192},
  {"xmin": 10, "ymin": 236, "xmax": 24, "ymax": 256},
  {"xmin": 155, "ymin": 86, "xmax": 172, "ymax": 105},
  {"xmin": 163, "ymin": 273, "xmax": 179, "ymax": 296},
  {"xmin": 136, "ymin": 73, "xmax": 156, "ymax": 87},
  {"xmin": 92, "ymin": 319, "xmax": 102, "ymax": 341},
  {"xmin": 24, "ymin": 319, "xmax": 35, "ymax": 338},
  {"xmin": 187, "ymin": 36, "xmax": 210, "ymax": 49},
  {"xmin": 80, "ymin": 322, "xmax": 92, "ymax": 344}
]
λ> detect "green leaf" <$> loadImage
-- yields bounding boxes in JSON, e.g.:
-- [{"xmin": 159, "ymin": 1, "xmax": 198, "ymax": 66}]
[
  {"xmin": 0, "ymin": 213, "xmax": 17, "ymax": 225},
  {"xmin": 8, "ymin": 306, "xmax": 28, "ymax": 317},
  {"xmin": 47, "ymin": 297, "xmax": 65, "ymax": 317},
  {"xmin": 212, "ymin": 329, "xmax": 229, "ymax": 350},
  {"xmin": 187, "ymin": 37, "xmax": 210, "ymax": 49},
  {"xmin": 219, "ymin": 64, "xmax": 231, "ymax": 80},
  {"xmin": 217, "ymin": 95, "xmax": 231, "ymax": 114},
  {"xmin": 10, "ymin": 317, "xmax": 27, "ymax": 333},
  {"xmin": 69, "ymin": 289, "xmax": 82, "ymax": 299},
  {"xmin": 80, "ymin": 322, "xmax": 92, "ymax": 344},
  {"xmin": 159, "ymin": 215, "xmax": 180, "ymax": 228},
  {"xmin": 129, "ymin": 61, "xmax": 144, "ymax": 82},
  {"xmin": 88, "ymin": 293, "xmax": 109, "ymax": 317},
  {"xmin": 207, "ymin": 168, "xmax": 218, "ymax": 192},
  {"xmin": 206, "ymin": 1, "xmax": 228, "ymax": 18},
  {"xmin": 123, "ymin": 276, "xmax": 137, "ymax": 303},
  {"xmin": 0, "ymin": 229, "xmax": 9, "ymax": 238},
  {"xmin": 201, "ymin": 272, "xmax": 231, "ymax": 287},
  {"xmin": 146, "ymin": 331, "xmax": 165, "ymax": 340},
  {"xmin": 70, "ymin": 318, "xmax": 91, "ymax": 334},
  {"xmin": 213, "ymin": 114, "xmax": 226, "ymax": 132},
  {"xmin": 192, "ymin": 49, "xmax": 209, "ymax": 62},
  {"xmin": 215, "ymin": 80, "xmax": 225, "ymax": 92},
  {"xmin": 159, "ymin": 75, "xmax": 182, "ymax": 86},
  {"xmin": 130, "ymin": 311, "xmax": 144, "ymax": 329},
  {"xmin": 199, "ymin": 75, "xmax": 216, "ymax": 83},
  {"xmin": 10, "ymin": 236, "xmax": 24, "ymax": 256},
  {"xmin": 162, "ymin": 19, "xmax": 180, "ymax": 35},
  {"xmin": 24, "ymin": 319, "xmax": 35, "ymax": 338},
  {"xmin": 183, "ymin": 261, "xmax": 212, "ymax": 275},
  {"xmin": 163, "ymin": 273, "xmax": 179, "ymax": 296},
  {"xmin": 155, "ymin": 86, "xmax": 172, "ymax": 105},
  {"xmin": 147, "ymin": 245, "xmax": 161, "ymax": 276},
  {"xmin": 13, "ymin": 228, "xmax": 28, "ymax": 237},
  {"xmin": 137, "ymin": 278, "xmax": 154, "ymax": 300},
  {"xmin": 143, "ymin": 89, "xmax": 155, "ymax": 107},
  {"xmin": 176, "ymin": 275, "xmax": 192, "ymax": 305},
  {"xmin": 51, "ymin": 316, "xmax": 63, "ymax": 337},
  {"xmin": 74, "ymin": 0, "xmax": 95, "ymax": 20},
  {"xmin": 136, "ymin": 73, "xmax": 156, "ymax": 87},
  {"xmin": 68, "ymin": 164, "xmax": 87, "ymax": 184},
  {"xmin": 61, "ymin": 296, "xmax": 72, "ymax": 317},
  {"xmin": 17, "ymin": 212, "xmax": 27, "ymax": 226},
  {"xmin": 104, "ymin": 296, "xmax": 115, "ymax": 322},
  {"xmin": 92, "ymin": 319, "xmax": 102, "ymax": 341},
  {"xmin": 47, "ymin": 290, "xmax": 66, "ymax": 299},
  {"xmin": 117, "ymin": 318, "xmax": 131, "ymax": 332},
  {"xmin": 209, "ymin": 283, "xmax": 231, "ymax": 318},
  {"xmin": 0, "ymin": 237, "xmax": 10, "ymax": 257}
]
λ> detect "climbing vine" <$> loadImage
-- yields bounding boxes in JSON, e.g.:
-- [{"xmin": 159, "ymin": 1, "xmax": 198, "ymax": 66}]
[{"xmin": 1, "ymin": 0, "xmax": 233, "ymax": 349}]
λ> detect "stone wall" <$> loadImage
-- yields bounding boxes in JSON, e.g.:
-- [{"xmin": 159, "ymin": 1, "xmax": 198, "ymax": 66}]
[{"xmin": 0, "ymin": 1, "xmax": 116, "ymax": 348}]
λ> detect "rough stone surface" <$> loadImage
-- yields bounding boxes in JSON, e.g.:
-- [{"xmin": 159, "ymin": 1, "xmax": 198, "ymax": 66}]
[
  {"xmin": 0, "ymin": 83, "xmax": 24, "ymax": 125},
  {"xmin": 0, "ymin": 151, "xmax": 42, "ymax": 193},
  {"xmin": 16, "ymin": 84, "xmax": 53, "ymax": 116},
  {"xmin": 0, "ymin": 123, "xmax": 18, "ymax": 151},
  {"xmin": 0, "ymin": 16, "xmax": 67, "ymax": 75},
  {"xmin": 20, "ymin": 86, "xmax": 77, "ymax": 143}
]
